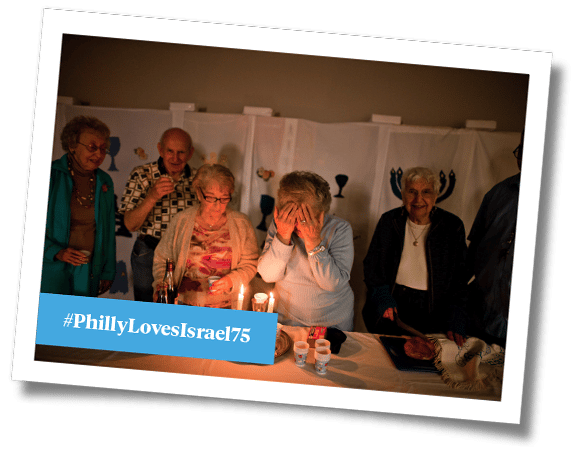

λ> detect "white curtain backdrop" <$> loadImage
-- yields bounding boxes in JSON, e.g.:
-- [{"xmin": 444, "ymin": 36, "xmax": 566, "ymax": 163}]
[{"xmin": 52, "ymin": 102, "xmax": 520, "ymax": 331}]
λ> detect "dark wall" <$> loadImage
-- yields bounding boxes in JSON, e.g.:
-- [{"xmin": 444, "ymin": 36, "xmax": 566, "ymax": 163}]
[{"xmin": 58, "ymin": 35, "xmax": 528, "ymax": 131}]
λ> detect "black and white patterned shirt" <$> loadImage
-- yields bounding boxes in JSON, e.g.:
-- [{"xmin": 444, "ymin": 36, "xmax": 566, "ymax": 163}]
[{"xmin": 119, "ymin": 157, "xmax": 198, "ymax": 239}]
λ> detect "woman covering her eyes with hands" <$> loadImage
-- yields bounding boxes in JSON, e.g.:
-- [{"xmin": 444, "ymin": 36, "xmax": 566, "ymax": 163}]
[
  {"xmin": 153, "ymin": 164, "xmax": 259, "ymax": 308},
  {"xmin": 258, "ymin": 171, "xmax": 355, "ymax": 331}
]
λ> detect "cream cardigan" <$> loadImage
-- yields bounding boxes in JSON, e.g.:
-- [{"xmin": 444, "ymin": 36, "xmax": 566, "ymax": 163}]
[{"xmin": 152, "ymin": 205, "xmax": 259, "ymax": 296}]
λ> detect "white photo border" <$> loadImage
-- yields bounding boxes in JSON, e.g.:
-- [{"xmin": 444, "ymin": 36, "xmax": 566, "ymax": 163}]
[{"xmin": 12, "ymin": 8, "xmax": 551, "ymax": 424}]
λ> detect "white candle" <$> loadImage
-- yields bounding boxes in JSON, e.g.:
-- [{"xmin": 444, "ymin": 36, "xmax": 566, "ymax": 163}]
[
  {"xmin": 267, "ymin": 292, "xmax": 275, "ymax": 313},
  {"xmin": 237, "ymin": 284, "xmax": 244, "ymax": 310}
]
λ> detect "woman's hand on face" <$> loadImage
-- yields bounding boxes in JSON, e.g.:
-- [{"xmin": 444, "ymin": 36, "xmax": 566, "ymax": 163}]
[
  {"xmin": 209, "ymin": 276, "xmax": 233, "ymax": 295},
  {"xmin": 274, "ymin": 203, "xmax": 298, "ymax": 245},
  {"xmin": 297, "ymin": 203, "xmax": 324, "ymax": 252},
  {"xmin": 55, "ymin": 248, "xmax": 89, "ymax": 266}
]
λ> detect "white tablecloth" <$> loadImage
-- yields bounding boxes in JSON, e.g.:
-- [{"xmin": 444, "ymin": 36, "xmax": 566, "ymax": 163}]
[{"xmin": 35, "ymin": 326, "xmax": 502, "ymax": 401}]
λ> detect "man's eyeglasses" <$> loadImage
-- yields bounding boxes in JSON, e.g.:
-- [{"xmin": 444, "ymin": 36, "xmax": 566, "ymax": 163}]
[
  {"xmin": 200, "ymin": 188, "xmax": 231, "ymax": 204},
  {"xmin": 513, "ymin": 144, "xmax": 523, "ymax": 159},
  {"xmin": 77, "ymin": 142, "xmax": 110, "ymax": 154}
]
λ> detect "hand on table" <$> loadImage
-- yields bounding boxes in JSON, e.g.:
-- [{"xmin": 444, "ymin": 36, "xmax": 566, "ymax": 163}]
[
  {"xmin": 447, "ymin": 331, "xmax": 467, "ymax": 347},
  {"xmin": 274, "ymin": 203, "xmax": 298, "ymax": 245},
  {"xmin": 55, "ymin": 248, "xmax": 89, "ymax": 266},
  {"xmin": 296, "ymin": 203, "xmax": 324, "ymax": 252}
]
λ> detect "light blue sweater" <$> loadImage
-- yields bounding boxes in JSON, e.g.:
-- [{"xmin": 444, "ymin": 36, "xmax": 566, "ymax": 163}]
[{"xmin": 258, "ymin": 214, "xmax": 354, "ymax": 331}]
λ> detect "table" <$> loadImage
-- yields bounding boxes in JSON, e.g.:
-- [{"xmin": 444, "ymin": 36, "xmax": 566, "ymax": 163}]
[{"xmin": 34, "ymin": 326, "xmax": 502, "ymax": 401}]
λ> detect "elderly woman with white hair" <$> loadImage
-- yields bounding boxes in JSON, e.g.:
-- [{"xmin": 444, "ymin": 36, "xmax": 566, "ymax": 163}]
[
  {"xmin": 153, "ymin": 164, "xmax": 259, "ymax": 308},
  {"xmin": 363, "ymin": 167, "xmax": 468, "ymax": 346},
  {"xmin": 258, "ymin": 171, "xmax": 354, "ymax": 331}
]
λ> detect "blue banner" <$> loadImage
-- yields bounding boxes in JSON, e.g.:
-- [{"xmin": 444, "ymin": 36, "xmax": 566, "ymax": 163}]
[{"xmin": 36, "ymin": 293, "xmax": 278, "ymax": 365}]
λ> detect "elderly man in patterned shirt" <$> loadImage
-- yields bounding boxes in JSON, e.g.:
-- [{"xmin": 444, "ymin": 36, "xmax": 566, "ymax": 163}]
[{"xmin": 119, "ymin": 128, "xmax": 198, "ymax": 302}]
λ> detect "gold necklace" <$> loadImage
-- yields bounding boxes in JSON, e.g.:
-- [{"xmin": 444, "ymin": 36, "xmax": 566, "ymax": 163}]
[
  {"xmin": 407, "ymin": 220, "xmax": 429, "ymax": 247},
  {"xmin": 68, "ymin": 155, "xmax": 95, "ymax": 208}
]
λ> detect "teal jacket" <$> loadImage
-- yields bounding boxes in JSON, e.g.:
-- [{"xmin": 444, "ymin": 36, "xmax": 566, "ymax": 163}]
[{"xmin": 41, "ymin": 154, "xmax": 116, "ymax": 296}]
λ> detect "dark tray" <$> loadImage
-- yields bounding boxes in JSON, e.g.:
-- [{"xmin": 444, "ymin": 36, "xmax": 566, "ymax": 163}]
[{"xmin": 379, "ymin": 336, "xmax": 439, "ymax": 374}]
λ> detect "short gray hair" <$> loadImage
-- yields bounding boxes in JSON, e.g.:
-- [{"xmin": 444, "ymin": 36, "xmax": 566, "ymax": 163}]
[
  {"xmin": 60, "ymin": 116, "xmax": 110, "ymax": 153},
  {"xmin": 277, "ymin": 171, "xmax": 332, "ymax": 213},
  {"xmin": 401, "ymin": 167, "xmax": 440, "ymax": 194},
  {"xmin": 192, "ymin": 164, "xmax": 235, "ymax": 195}
]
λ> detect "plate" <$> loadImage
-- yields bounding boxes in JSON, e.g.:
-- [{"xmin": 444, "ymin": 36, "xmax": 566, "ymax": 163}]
[
  {"xmin": 379, "ymin": 336, "xmax": 439, "ymax": 373},
  {"xmin": 275, "ymin": 330, "xmax": 292, "ymax": 358}
]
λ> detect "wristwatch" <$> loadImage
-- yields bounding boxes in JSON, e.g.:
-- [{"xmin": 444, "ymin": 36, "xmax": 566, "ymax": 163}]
[{"xmin": 308, "ymin": 245, "xmax": 325, "ymax": 256}]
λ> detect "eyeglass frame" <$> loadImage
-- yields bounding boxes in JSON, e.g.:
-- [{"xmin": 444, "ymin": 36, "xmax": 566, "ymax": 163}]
[
  {"xmin": 76, "ymin": 141, "xmax": 110, "ymax": 155},
  {"xmin": 513, "ymin": 143, "xmax": 523, "ymax": 159},
  {"xmin": 199, "ymin": 187, "xmax": 232, "ymax": 204},
  {"xmin": 403, "ymin": 187, "xmax": 437, "ymax": 200}
]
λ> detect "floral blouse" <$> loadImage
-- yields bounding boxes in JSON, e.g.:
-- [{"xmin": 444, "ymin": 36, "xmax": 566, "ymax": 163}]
[{"xmin": 178, "ymin": 221, "xmax": 233, "ymax": 307}]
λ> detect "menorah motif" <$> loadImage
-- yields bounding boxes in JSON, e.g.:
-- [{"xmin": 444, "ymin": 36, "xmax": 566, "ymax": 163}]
[
  {"xmin": 390, "ymin": 167, "xmax": 456, "ymax": 203},
  {"xmin": 108, "ymin": 136, "xmax": 120, "ymax": 172},
  {"xmin": 437, "ymin": 170, "xmax": 456, "ymax": 203},
  {"xmin": 390, "ymin": 168, "xmax": 403, "ymax": 199}
]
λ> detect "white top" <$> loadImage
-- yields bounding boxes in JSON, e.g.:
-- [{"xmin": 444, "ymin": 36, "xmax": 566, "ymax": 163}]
[{"xmin": 395, "ymin": 219, "xmax": 430, "ymax": 290}]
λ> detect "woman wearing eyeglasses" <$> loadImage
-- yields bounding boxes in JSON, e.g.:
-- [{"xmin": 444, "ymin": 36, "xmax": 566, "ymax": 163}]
[
  {"xmin": 152, "ymin": 164, "xmax": 259, "ymax": 308},
  {"xmin": 41, "ymin": 116, "xmax": 116, "ymax": 297},
  {"xmin": 362, "ymin": 166, "xmax": 468, "ymax": 346}
]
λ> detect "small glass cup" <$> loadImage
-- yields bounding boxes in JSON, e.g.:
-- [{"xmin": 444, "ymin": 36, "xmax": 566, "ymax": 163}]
[
  {"xmin": 314, "ymin": 347, "xmax": 331, "ymax": 375},
  {"xmin": 252, "ymin": 293, "xmax": 268, "ymax": 312},
  {"xmin": 208, "ymin": 276, "xmax": 221, "ymax": 294},
  {"xmin": 293, "ymin": 341, "xmax": 309, "ymax": 367},
  {"xmin": 315, "ymin": 339, "xmax": 330, "ymax": 351},
  {"xmin": 79, "ymin": 250, "xmax": 91, "ymax": 263}
]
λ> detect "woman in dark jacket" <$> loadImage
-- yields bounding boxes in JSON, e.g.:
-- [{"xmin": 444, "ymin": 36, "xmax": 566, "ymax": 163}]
[{"xmin": 363, "ymin": 167, "xmax": 467, "ymax": 346}]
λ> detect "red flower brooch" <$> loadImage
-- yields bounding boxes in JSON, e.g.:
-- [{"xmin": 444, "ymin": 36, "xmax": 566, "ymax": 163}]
[{"xmin": 102, "ymin": 184, "xmax": 109, "ymax": 193}]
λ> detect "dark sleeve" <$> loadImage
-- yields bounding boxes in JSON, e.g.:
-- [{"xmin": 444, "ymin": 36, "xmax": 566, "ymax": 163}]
[
  {"xmin": 467, "ymin": 191, "xmax": 492, "ymax": 282},
  {"xmin": 362, "ymin": 214, "xmax": 398, "ymax": 333},
  {"xmin": 446, "ymin": 218, "xmax": 469, "ymax": 337},
  {"xmin": 100, "ymin": 177, "xmax": 117, "ymax": 281},
  {"xmin": 43, "ymin": 170, "xmax": 67, "ymax": 262}
]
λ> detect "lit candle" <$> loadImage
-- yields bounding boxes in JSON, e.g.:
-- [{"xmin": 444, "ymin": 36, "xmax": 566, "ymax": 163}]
[
  {"xmin": 267, "ymin": 292, "xmax": 275, "ymax": 313},
  {"xmin": 237, "ymin": 284, "xmax": 244, "ymax": 310}
]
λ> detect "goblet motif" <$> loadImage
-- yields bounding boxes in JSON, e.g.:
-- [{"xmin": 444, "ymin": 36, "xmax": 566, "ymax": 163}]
[
  {"xmin": 257, "ymin": 194, "xmax": 275, "ymax": 231},
  {"xmin": 107, "ymin": 136, "xmax": 120, "ymax": 172},
  {"xmin": 334, "ymin": 174, "xmax": 348, "ymax": 198}
]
